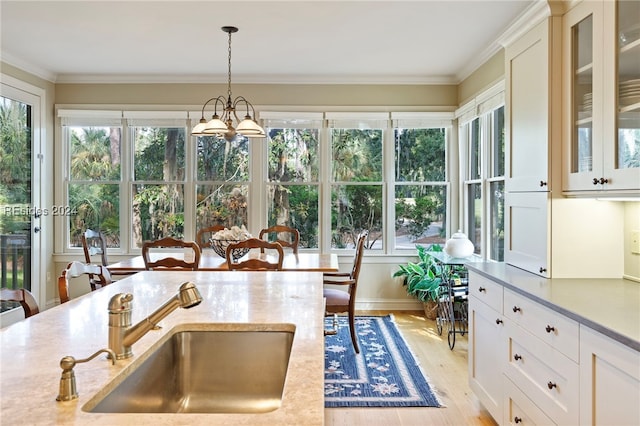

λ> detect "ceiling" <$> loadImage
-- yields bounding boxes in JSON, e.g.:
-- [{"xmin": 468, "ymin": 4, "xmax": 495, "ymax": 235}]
[{"xmin": 1, "ymin": 0, "xmax": 537, "ymax": 85}]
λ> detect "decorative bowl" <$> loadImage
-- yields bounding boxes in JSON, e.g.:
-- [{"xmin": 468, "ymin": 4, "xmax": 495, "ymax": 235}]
[{"xmin": 210, "ymin": 238, "xmax": 250, "ymax": 260}]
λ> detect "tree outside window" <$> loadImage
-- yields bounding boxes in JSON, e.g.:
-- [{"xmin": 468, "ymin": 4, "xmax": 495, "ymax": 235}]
[
  {"xmin": 131, "ymin": 126, "xmax": 185, "ymax": 246},
  {"xmin": 66, "ymin": 126, "xmax": 121, "ymax": 248},
  {"xmin": 196, "ymin": 135, "xmax": 250, "ymax": 232},
  {"xmin": 394, "ymin": 127, "xmax": 447, "ymax": 249},
  {"xmin": 266, "ymin": 127, "xmax": 319, "ymax": 249},
  {"xmin": 330, "ymin": 128, "xmax": 383, "ymax": 249}
]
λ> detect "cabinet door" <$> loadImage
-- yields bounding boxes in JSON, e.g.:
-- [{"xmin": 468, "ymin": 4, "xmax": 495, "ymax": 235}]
[
  {"xmin": 505, "ymin": 19, "xmax": 557, "ymax": 192},
  {"xmin": 602, "ymin": 0, "xmax": 640, "ymax": 191},
  {"xmin": 563, "ymin": 0, "xmax": 605, "ymax": 191},
  {"xmin": 469, "ymin": 295, "xmax": 506, "ymax": 425},
  {"xmin": 504, "ymin": 192, "xmax": 549, "ymax": 277},
  {"xmin": 579, "ymin": 326, "xmax": 640, "ymax": 425}
]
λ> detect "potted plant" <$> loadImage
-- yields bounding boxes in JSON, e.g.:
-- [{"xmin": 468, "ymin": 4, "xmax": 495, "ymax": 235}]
[{"xmin": 393, "ymin": 244, "xmax": 444, "ymax": 320}]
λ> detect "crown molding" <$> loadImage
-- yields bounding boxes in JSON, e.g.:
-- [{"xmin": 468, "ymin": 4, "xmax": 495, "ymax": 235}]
[
  {"xmin": 52, "ymin": 72, "xmax": 458, "ymax": 85},
  {"xmin": 456, "ymin": 0, "xmax": 550, "ymax": 83},
  {"xmin": 1, "ymin": 52, "xmax": 57, "ymax": 83},
  {"xmin": 496, "ymin": 0, "xmax": 552, "ymax": 48}
]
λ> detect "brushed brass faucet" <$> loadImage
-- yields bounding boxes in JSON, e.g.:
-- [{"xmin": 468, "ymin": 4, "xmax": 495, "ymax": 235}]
[{"xmin": 108, "ymin": 281, "xmax": 202, "ymax": 359}]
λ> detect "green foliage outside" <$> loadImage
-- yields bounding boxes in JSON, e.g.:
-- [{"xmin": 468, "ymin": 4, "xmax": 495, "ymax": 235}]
[{"xmin": 0, "ymin": 97, "xmax": 30, "ymax": 294}]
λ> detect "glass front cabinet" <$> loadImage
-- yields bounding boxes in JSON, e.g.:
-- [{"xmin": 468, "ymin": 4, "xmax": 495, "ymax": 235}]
[{"xmin": 563, "ymin": 0, "xmax": 640, "ymax": 193}]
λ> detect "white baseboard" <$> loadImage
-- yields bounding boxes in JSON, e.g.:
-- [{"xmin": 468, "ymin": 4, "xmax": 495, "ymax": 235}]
[{"xmin": 355, "ymin": 298, "xmax": 423, "ymax": 311}]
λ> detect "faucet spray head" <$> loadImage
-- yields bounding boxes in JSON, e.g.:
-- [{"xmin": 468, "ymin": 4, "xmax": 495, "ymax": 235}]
[{"xmin": 178, "ymin": 281, "xmax": 202, "ymax": 309}]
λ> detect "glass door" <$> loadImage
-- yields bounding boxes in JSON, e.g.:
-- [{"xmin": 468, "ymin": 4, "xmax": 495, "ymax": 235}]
[
  {"xmin": 0, "ymin": 80, "xmax": 42, "ymax": 325},
  {"xmin": 615, "ymin": 0, "xmax": 640, "ymax": 177},
  {"xmin": 571, "ymin": 14, "xmax": 595, "ymax": 177}
]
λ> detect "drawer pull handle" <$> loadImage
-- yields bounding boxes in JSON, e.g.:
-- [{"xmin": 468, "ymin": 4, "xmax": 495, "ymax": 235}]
[
  {"xmin": 599, "ymin": 177, "xmax": 609, "ymax": 184},
  {"xmin": 514, "ymin": 354, "xmax": 522, "ymax": 361},
  {"xmin": 545, "ymin": 325, "xmax": 555, "ymax": 333},
  {"xmin": 495, "ymin": 319, "xmax": 503, "ymax": 325},
  {"xmin": 478, "ymin": 287, "xmax": 486, "ymax": 293},
  {"xmin": 514, "ymin": 416, "xmax": 522, "ymax": 424},
  {"xmin": 512, "ymin": 306, "xmax": 521, "ymax": 313},
  {"xmin": 539, "ymin": 180, "xmax": 547, "ymax": 187},
  {"xmin": 547, "ymin": 381, "xmax": 557, "ymax": 390},
  {"xmin": 592, "ymin": 178, "xmax": 600, "ymax": 185},
  {"xmin": 539, "ymin": 267, "xmax": 547, "ymax": 273}
]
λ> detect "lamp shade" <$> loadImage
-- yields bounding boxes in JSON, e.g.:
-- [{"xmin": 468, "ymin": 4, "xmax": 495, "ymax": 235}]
[
  {"xmin": 201, "ymin": 116, "xmax": 229, "ymax": 135},
  {"xmin": 236, "ymin": 116, "xmax": 266, "ymax": 138}
]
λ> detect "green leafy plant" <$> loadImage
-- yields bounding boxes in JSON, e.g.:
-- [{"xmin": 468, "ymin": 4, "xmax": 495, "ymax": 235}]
[{"xmin": 393, "ymin": 244, "xmax": 444, "ymax": 303}]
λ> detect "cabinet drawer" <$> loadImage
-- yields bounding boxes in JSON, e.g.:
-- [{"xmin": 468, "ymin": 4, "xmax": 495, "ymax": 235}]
[
  {"xmin": 468, "ymin": 272, "xmax": 503, "ymax": 312},
  {"xmin": 505, "ymin": 322, "xmax": 579, "ymax": 425},
  {"xmin": 504, "ymin": 376, "xmax": 556, "ymax": 426},
  {"xmin": 504, "ymin": 288, "xmax": 579, "ymax": 361}
]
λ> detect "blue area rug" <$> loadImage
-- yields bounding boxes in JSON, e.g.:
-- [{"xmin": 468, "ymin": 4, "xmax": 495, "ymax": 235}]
[{"xmin": 324, "ymin": 314, "xmax": 442, "ymax": 408}]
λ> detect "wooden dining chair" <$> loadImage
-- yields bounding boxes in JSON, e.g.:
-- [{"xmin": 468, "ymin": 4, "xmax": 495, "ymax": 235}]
[
  {"xmin": 259, "ymin": 225, "xmax": 300, "ymax": 254},
  {"xmin": 82, "ymin": 229, "xmax": 108, "ymax": 266},
  {"xmin": 141, "ymin": 237, "xmax": 201, "ymax": 271},
  {"xmin": 323, "ymin": 230, "xmax": 368, "ymax": 353},
  {"xmin": 81, "ymin": 229, "xmax": 112, "ymax": 288},
  {"xmin": 0, "ymin": 288, "xmax": 39, "ymax": 318},
  {"xmin": 195, "ymin": 225, "xmax": 225, "ymax": 251},
  {"xmin": 226, "ymin": 238, "xmax": 284, "ymax": 271},
  {"xmin": 58, "ymin": 261, "xmax": 113, "ymax": 304}
]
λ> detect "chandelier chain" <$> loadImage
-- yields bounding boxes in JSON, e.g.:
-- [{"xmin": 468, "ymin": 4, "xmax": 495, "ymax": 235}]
[{"xmin": 227, "ymin": 30, "xmax": 233, "ymax": 100}]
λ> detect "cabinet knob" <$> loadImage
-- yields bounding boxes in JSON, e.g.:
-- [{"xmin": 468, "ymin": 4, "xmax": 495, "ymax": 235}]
[
  {"xmin": 539, "ymin": 267, "xmax": 547, "ymax": 273},
  {"xmin": 478, "ymin": 287, "xmax": 486, "ymax": 293},
  {"xmin": 593, "ymin": 178, "xmax": 600, "ymax": 185},
  {"xmin": 599, "ymin": 177, "xmax": 609, "ymax": 185},
  {"xmin": 496, "ymin": 318, "xmax": 503, "ymax": 325},
  {"xmin": 539, "ymin": 180, "xmax": 547, "ymax": 187},
  {"xmin": 512, "ymin": 306, "xmax": 521, "ymax": 313},
  {"xmin": 514, "ymin": 354, "xmax": 522, "ymax": 361},
  {"xmin": 514, "ymin": 417, "xmax": 522, "ymax": 424},
  {"xmin": 547, "ymin": 381, "xmax": 557, "ymax": 390},
  {"xmin": 545, "ymin": 325, "xmax": 555, "ymax": 333}
]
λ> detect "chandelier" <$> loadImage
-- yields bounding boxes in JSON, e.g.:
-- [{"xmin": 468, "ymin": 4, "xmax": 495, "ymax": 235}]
[{"xmin": 191, "ymin": 26, "xmax": 266, "ymax": 140}]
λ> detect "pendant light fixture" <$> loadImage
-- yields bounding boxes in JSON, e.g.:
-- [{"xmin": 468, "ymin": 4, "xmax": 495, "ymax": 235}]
[{"xmin": 191, "ymin": 26, "xmax": 266, "ymax": 140}]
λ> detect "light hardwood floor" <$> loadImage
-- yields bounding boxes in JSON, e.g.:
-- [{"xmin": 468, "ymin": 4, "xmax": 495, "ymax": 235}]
[{"xmin": 324, "ymin": 310, "xmax": 497, "ymax": 426}]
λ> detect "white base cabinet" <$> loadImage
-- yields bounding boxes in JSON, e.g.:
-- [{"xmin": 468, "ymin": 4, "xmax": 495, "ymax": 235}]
[
  {"xmin": 469, "ymin": 271, "xmax": 640, "ymax": 426},
  {"xmin": 579, "ymin": 326, "xmax": 640, "ymax": 426},
  {"xmin": 468, "ymin": 273, "xmax": 507, "ymax": 423}
]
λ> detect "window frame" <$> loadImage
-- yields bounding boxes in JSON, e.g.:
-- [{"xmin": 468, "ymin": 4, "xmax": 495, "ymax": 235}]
[
  {"xmin": 456, "ymin": 82, "xmax": 505, "ymax": 261},
  {"xmin": 55, "ymin": 107, "xmax": 455, "ymax": 256}
]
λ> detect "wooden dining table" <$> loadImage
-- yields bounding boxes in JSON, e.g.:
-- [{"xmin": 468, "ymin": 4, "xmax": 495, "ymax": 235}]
[{"xmin": 107, "ymin": 250, "xmax": 339, "ymax": 274}]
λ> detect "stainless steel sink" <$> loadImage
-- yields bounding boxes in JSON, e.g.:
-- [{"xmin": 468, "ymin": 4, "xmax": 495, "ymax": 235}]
[{"xmin": 84, "ymin": 324, "xmax": 295, "ymax": 414}]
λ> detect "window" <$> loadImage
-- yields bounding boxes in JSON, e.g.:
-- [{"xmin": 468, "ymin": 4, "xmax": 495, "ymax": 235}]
[
  {"xmin": 263, "ymin": 114, "xmax": 322, "ymax": 249},
  {"xmin": 393, "ymin": 119, "xmax": 449, "ymax": 250},
  {"xmin": 61, "ymin": 112, "xmax": 123, "ymax": 250},
  {"xmin": 195, "ymin": 135, "xmax": 250, "ymax": 233},
  {"xmin": 328, "ymin": 114, "xmax": 385, "ymax": 249},
  {"xmin": 457, "ymin": 83, "xmax": 505, "ymax": 261},
  {"xmin": 57, "ymin": 108, "xmax": 454, "ymax": 255},
  {"xmin": 131, "ymin": 124, "xmax": 186, "ymax": 246}
]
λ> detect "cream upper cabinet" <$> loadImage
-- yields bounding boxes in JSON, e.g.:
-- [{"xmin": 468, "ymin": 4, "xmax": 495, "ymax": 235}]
[
  {"xmin": 563, "ymin": 0, "xmax": 640, "ymax": 194},
  {"xmin": 505, "ymin": 17, "xmax": 561, "ymax": 193}
]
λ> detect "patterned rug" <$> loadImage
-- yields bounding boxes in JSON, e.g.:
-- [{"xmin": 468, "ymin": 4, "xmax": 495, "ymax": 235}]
[{"xmin": 324, "ymin": 314, "xmax": 442, "ymax": 408}]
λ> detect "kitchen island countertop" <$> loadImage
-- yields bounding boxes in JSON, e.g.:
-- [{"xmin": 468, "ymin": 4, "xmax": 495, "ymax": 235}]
[{"xmin": 0, "ymin": 271, "xmax": 325, "ymax": 425}]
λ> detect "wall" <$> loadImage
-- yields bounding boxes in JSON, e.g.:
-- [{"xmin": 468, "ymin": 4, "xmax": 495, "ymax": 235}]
[
  {"xmin": 54, "ymin": 83, "xmax": 458, "ymax": 108},
  {"xmin": 624, "ymin": 202, "xmax": 640, "ymax": 281},
  {"xmin": 457, "ymin": 50, "xmax": 505, "ymax": 105}
]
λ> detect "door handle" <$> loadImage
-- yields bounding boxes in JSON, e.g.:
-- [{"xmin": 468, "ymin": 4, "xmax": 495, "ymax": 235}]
[{"xmin": 34, "ymin": 226, "xmax": 41, "ymax": 233}]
